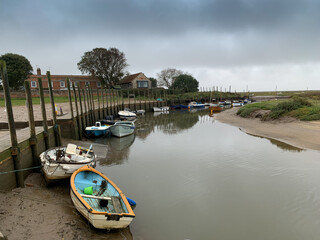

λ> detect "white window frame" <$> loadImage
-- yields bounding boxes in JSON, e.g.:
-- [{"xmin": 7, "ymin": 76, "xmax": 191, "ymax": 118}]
[
  {"xmin": 31, "ymin": 81, "xmax": 37, "ymax": 88},
  {"xmin": 137, "ymin": 80, "xmax": 148, "ymax": 88},
  {"xmin": 60, "ymin": 80, "xmax": 65, "ymax": 88},
  {"xmin": 97, "ymin": 81, "xmax": 101, "ymax": 88}
]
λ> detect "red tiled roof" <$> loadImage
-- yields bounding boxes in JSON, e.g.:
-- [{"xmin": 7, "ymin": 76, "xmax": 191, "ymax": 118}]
[{"xmin": 120, "ymin": 73, "xmax": 142, "ymax": 84}]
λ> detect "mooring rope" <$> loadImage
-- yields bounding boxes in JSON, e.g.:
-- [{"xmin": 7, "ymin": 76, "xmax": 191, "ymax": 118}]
[{"xmin": 0, "ymin": 165, "xmax": 42, "ymax": 175}]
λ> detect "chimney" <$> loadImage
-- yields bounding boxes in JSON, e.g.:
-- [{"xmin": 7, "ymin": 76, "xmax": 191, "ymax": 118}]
[{"xmin": 37, "ymin": 68, "xmax": 41, "ymax": 76}]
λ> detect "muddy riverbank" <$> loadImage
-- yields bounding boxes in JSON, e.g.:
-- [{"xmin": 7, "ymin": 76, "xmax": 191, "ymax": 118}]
[
  {"xmin": 215, "ymin": 107, "xmax": 320, "ymax": 151},
  {"xmin": 0, "ymin": 173, "xmax": 133, "ymax": 240}
]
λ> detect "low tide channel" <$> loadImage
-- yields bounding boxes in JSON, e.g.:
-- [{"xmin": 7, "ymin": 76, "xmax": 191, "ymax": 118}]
[{"xmin": 88, "ymin": 109, "xmax": 320, "ymax": 240}]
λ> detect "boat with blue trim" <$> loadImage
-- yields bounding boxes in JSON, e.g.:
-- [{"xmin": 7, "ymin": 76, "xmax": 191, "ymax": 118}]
[
  {"xmin": 70, "ymin": 165, "xmax": 135, "ymax": 229},
  {"xmin": 85, "ymin": 122, "xmax": 111, "ymax": 137}
]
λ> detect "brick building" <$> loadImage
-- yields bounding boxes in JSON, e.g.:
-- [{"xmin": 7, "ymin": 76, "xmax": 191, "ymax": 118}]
[
  {"xmin": 119, "ymin": 72, "xmax": 151, "ymax": 89},
  {"xmin": 26, "ymin": 68, "xmax": 101, "ymax": 90}
]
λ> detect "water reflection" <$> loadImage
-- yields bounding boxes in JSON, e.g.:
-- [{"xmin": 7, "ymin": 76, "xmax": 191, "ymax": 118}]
[
  {"xmin": 246, "ymin": 132, "xmax": 304, "ymax": 152},
  {"xmin": 136, "ymin": 109, "xmax": 213, "ymax": 138},
  {"xmin": 94, "ymin": 134, "xmax": 136, "ymax": 166}
]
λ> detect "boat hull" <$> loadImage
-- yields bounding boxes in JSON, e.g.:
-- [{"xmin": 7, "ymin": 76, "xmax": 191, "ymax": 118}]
[
  {"xmin": 71, "ymin": 190, "xmax": 133, "ymax": 229},
  {"xmin": 110, "ymin": 123, "xmax": 135, "ymax": 138},
  {"xmin": 70, "ymin": 166, "xmax": 135, "ymax": 229},
  {"xmin": 42, "ymin": 162, "xmax": 96, "ymax": 180}
]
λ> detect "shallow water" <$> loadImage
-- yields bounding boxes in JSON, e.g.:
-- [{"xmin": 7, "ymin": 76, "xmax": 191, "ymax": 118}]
[{"xmin": 88, "ymin": 109, "xmax": 320, "ymax": 240}]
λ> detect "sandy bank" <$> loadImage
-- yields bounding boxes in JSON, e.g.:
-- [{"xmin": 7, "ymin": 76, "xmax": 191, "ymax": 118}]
[
  {"xmin": 0, "ymin": 173, "xmax": 133, "ymax": 240},
  {"xmin": 215, "ymin": 108, "xmax": 320, "ymax": 151}
]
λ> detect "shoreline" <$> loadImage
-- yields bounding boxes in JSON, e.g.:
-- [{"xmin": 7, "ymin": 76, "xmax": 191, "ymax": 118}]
[{"xmin": 214, "ymin": 107, "xmax": 320, "ymax": 151}]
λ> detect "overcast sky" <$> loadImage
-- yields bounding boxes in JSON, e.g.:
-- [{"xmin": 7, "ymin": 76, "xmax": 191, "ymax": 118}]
[{"xmin": 1, "ymin": 0, "xmax": 320, "ymax": 91}]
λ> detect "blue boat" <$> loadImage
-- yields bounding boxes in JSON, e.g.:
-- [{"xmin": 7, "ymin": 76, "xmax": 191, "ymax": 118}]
[
  {"xmin": 180, "ymin": 104, "xmax": 192, "ymax": 109},
  {"xmin": 189, "ymin": 101, "xmax": 205, "ymax": 108},
  {"xmin": 85, "ymin": 122, "xmax": 111, "ymax": 137}
]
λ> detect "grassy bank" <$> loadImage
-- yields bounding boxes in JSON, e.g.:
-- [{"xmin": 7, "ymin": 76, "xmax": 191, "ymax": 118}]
[{"xmin": 237, "ymin": 97, "xmax": 320, "ymax": 121}]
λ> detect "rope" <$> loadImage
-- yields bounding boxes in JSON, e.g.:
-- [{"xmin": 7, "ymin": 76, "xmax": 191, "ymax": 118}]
[{"xmin": 0, "ymin": 165, "xmax": 42, "ymax": 175}]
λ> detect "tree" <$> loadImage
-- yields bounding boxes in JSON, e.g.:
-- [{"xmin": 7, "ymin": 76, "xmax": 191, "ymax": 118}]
[
  {"xmin": 149, "ymin": 77, "xmax": 157, "ymax": 88},
  {"xmin": 77, "ymin": 47, "xmax": 128, "ymax": 86},
  {"xmin": 157, "ymin": 68, "xmax": 183, "ymax": 88},
  {"xmin": 0, "ymin": 53, "xmax": 33, "ymax": 90},
  {"xmin": 171, "ymin": 74, "xmax": 199, "ymax": 92}
]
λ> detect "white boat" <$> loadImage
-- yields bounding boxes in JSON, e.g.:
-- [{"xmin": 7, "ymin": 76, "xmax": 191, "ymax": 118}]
[
  {"xmin": 85, "ymin": 122, "xmax": 111, "ymax": 137},
  {"xmin": 118, "ymin": 110, "xmax": 137, "ymax": 120},
  {"xmin": 153, "ymin": 106, "xmax": 169, "ymax": 112},
  {"xmin": 232, "ymin": 101, "xmax": 244, "ymax": 107},
  {"xmin": 110, "ymin": 121, "xmax": 135, "ymax": 138},
  {"xmin": 40, "ymin": 144, "xmax": 96, "ymax": 181},
  {"xmin": 70, "ymin": 166, "xmax": 135, "ymax": 229},
  {"xmin": 188, "ymin": 102, "xmax": 205, "ymax": 108}
]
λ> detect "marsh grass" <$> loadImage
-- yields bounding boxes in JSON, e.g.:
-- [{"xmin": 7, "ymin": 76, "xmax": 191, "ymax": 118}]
[{"xmin": 237, "ymin": 98, "xmax": 320, "ymax": 121}]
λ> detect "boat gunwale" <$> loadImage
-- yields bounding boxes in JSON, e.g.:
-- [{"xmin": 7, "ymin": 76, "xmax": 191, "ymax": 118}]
[{"xmin": 70, "ymin": 166, "xmax": 135, "ymax": 217}]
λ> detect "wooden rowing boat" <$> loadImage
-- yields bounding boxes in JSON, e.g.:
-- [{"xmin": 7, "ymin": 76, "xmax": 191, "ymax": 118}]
[{"xmin": 70, "ymin": 166, "xmax": 135, "ymax": 229}]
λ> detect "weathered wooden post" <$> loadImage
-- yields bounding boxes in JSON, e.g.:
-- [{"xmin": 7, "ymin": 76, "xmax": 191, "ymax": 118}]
[
  {"xmin": 24, "ymin": 81, "xmax": 40, "ymax": 167},
  {"xmin": 38, "ymin": 78, "xmax": 50, "ymax": 149},
  {"xmin": 84, "ymin": 87, "xmax": 91, "ymax": 125},
  {"xmin": 47, "ymin": 71, "xmax": 61, "ymax": 146},
  {"xmin": 139, "ymin": 90, "xmax": 142, "ymax": 109},
  {"xmin": 112, "ymin": 89, "xmax": 116, "ymax": 114},
  {"xmin": 116, "ymin": 90, "xmax": 120, "ymax": 112},
  {"xmin": 127, "ymin": 89, "xmax": 130, "ymax": 110},
  {"xmin": 97, "ymin": 89, "xmax": 101, "ymax": 120},
  {"xmin": 89, "ymin": 87, "xmax": 96, "ymax": 123},
  {"xmin": 82, "ymin": 89, "xmax": 89, "ymax": 127},
  {"xmin": 77, "ymin": 86, "xmax": 85, "ymax": 129},
  {"xmin": 144, "ymin": 90, "xmax": 147, "ymax": 110},
  {"xmin": 133, "ymin": 89, "xmax": 136, "ymax": 110},
  {"xmin": 0, "ymin": 60, "xmax": 24, "ymax": 187},
  {"xmin": 105, "ymin": 88, "xmax": 109, "ymax": 116},
  {"xmin": 101, "ymin": 87, "xmax": 105, "ymax": 118},
  {"xmin": 121, "ymin": 90, "xmax": 125, "ymax": 110},
  {"xmin": 72, "ymin": 82, "xmax": 82, "ymax": 140},
  {"xmin": 67, "ymin": 78, "xmax": 79, "ymax": 140},
  {"xmin": 148, "ymin": 89, "xmax": 151, "ymax": 110}
]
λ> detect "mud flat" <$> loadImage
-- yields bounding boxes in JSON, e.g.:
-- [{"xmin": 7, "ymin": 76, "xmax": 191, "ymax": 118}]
[
  {"xmin": 215, "ymin": 108, "xmax": 320, "ymax": 151},
  {"xmin": 0, "ymin": 173, "xmax": 133, "ymax": 240}
]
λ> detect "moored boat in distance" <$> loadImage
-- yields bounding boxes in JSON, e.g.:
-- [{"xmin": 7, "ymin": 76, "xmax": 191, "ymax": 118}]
[
  {"xmin": 118, "ymin": 110, "xmax": 137, "ymax": 120},
  {"xmin": 232, "ymin": 101, "xmax": 244, "ymax": 107},
  {"xmin": 40, "ymin": 144, "xmax": 96, "ymax": 181},
  {"xmin": 153, "ymin": 106, "xmax": 169, "ymax": 112},
  {"xmin": 70, "ymin": 166, "xmax": 135, "ymax": 229},
  {"xmin": 85, "ymin": 122, "xmax": 111, "ymax": 137},
  {"xmin": 189, "ymin": 101, "xmax": 205, "ymax": 108},
  {"xmin": 110, "ymin": 121, "xmax": 135, "ymax": 138}
]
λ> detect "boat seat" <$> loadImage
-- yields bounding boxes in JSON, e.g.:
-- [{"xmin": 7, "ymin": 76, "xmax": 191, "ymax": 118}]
[
  {"xmin": 111, "ymin": 196, "xmax": 123, "ymax": 213},
  {"xmin": 66, "ymin": 144, "xmax": 77, "ymax": 155}
]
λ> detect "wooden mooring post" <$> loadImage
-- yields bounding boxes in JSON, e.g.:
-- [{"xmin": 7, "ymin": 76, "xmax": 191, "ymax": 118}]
[
  {"xmin": 25, "ymin": 81, "xmax": 40, "ymax": 167},
  {"xmin": 0, "ymin": 60, "xmax": 24, "ymax": 187},
  {"xmin": 97, "ymin": 89, "xmax": 101, "ymax": 120},
  {"xmin": 67, "ymin": 78, "xmax": 79, "ymax": 140},
  {"xmin": 72, "ymin": 82, "xmax": 82, "ymax": 140},
  {"xmin": 77, "ymin": 86, "xmax": 85, "ymax": 129},
  {"xmin": 38, "ymin": 78, "xmax": 50, "ymax": 149},
  {"xmin": 47, "ymin": 71, "xmax": 61, "ymax": 146},
  {"xmin": 90, "ymin": 87, "xmax": 96, "ymax": 123}
]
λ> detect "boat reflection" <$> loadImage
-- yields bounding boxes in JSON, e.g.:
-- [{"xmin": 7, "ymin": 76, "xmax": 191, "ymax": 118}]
[{"xmin": 96, "ymin": 134, "xmax": 136, "ymax": 166}]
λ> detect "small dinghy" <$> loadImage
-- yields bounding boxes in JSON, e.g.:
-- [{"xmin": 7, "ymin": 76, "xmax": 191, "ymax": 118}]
[
  {"xmin": 85, "ymin": 122, "xmax": 111, "ymax": 137},
  {"xmin": 118, "ymin": 110, "xmax": 137, "ymax": 120},
  {"xmin": 40, "ymin": 144, "xmax": 96, "ymax": 181},
  {"xmin": 70, "ymin": 166, "xmax": 135, "ymax": 229},
  {"xmin": 153, "ymin": 106, "xmax": 169, "ymax": 112},
  {"xmin": 110, "ymin": 121, "xmax": 135, "ymax": 138}
]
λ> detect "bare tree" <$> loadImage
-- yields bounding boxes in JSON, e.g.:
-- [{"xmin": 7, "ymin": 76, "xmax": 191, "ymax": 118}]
[
  {"xmin": 157, "ymin": 68, "xmax": 183, "ymax": 88},
  {"xmin": 78, "ymin": 47, "xmax": 128, "ymax": 87}
]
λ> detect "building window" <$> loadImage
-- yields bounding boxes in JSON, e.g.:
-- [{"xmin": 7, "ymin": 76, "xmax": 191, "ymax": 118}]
[
  {"xmin": 31, "ymin": 81, "xmax": 37, "ymax": 88},
  {"xmin": 85, "ymin": 81, "xmax": 90, "ymax": 86},
  {"xmin": 97, "ymin": 81, "xmax": 101, "ymax": 88},
  {"xmin": 137, "ymin": 81, "xmax": 148, "ymax": 88},
  {"xmin": 60, "ymin": 80, "xmax": 65, "ymax": 88}
]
